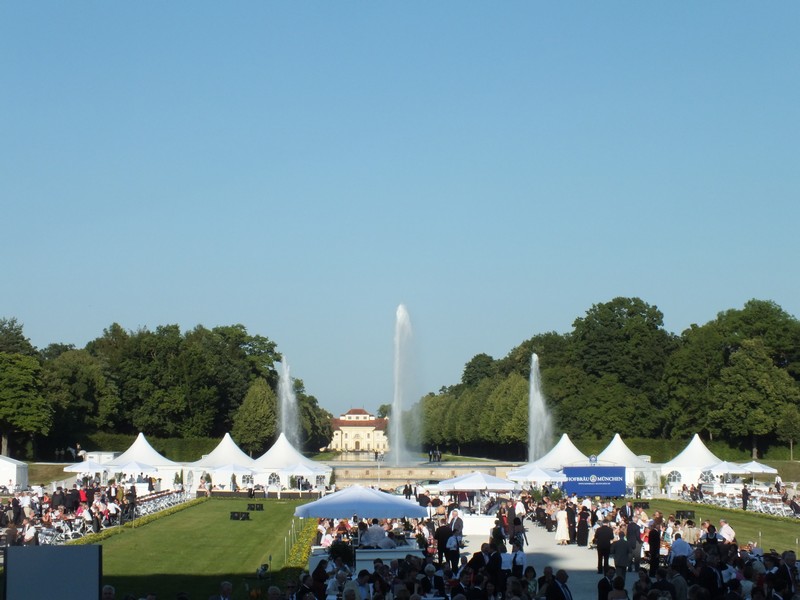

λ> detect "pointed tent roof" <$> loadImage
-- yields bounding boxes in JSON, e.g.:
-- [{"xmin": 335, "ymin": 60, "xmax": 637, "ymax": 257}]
[
  {"xmin": 189, "ymin": 433, "xmax": 255, "ymax": 468},
  {"xmin": 662, "ymin": 434, "xmax": 721, "ymax": 469},
  {"xmin": 528, "ymin": 433, "xmax": 589, "ymax": 470},
  {"xmin": 255, "ymin": 432, "xmax": 331, "ymax": 473},
  {"xmin": 597, "ymin": 433, "xmax": 654, "ymax": 469},
  {"xmin": 105, "ymin": 433, "xmax": 177, "ymax": 467}
]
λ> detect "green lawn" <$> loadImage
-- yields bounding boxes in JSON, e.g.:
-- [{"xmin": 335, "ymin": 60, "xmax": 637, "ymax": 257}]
[
  {"xmin": 642, "ymin": 498, "xmax": 800, "ymax": 552},
  {"xmin": 100, "ymin": 498, "xmax": 305, "ymax": 600}
]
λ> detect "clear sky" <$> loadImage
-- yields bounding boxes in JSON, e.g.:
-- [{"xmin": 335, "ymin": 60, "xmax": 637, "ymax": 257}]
[{"xmin": 2, "ymin": 2, "xmax": 799, "ymax": 418}]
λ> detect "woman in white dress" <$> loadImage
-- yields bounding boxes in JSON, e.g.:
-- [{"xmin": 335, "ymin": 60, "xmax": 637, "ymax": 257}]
[{"xmin": 554, "ymin": 502, "xmax": 569, "ymax": 545}]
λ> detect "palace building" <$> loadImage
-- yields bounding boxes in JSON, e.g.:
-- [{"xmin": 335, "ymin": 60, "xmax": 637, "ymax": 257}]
[{"xmin": 328, "ymin": 408, "xmax": 389, "ymax": 453}]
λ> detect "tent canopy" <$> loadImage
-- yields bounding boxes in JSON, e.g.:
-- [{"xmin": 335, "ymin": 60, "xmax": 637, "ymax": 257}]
[
  {"xmin": 294, "ymin": 485, "xmax": 427, "ymax": 519},
  {"xmin": 528, "ymin": 433, "xmax": 589, "ymax": 470},
  {"xmin": 507, "ymin": 465, "xmax": 567, "ymax": 483},
  {"xmin": 64, "ymin": 460, "xmax": 108, "ymax": 474},
  {"xmin": 255, "ymin": 433, "xmax": 331, "ymax": 473},
  {"xmin": 105, "ymin": 433, "xmax": 178, "ymax": 468},
  {"xmin": 662, "ymin": 434, "xmax": 721, "ymax": 469},
  {"xmin": 438, "ymin": 471, "xmax": 519, "ymax": 492},
  {"xmin": 188, "ymin": 433, "xmax": 255, "ymax": 469},
  {"xmin": 597, "ymin": 433, "xmax": 653, "ymax": 469}
]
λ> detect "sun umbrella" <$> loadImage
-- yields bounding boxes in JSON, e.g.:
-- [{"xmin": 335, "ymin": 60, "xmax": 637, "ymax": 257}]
[
  {"xmin": 705, "ymin": 461, "xmax": 749, "ymax": 476},
  {"xmin": 63, "ymin": 460, "xmax": 108, "ymax": 473},
  {"xmin": 507, "ymin": 464, "xmax": 568, "ymax": 483},
  {"xmin": 739, "ymin": 460, "xmax": 778, "ymax": 474},
  {"xmin": 294, "ymin": 485, "xmax": 427, "ymax": 519},
  {"xmin": 116, "ymin": 460, "xmax": 158, "ymax": 474},
  {"xmin": 438, "ymin": 471, "xmax": 520, "ymax": 492}
]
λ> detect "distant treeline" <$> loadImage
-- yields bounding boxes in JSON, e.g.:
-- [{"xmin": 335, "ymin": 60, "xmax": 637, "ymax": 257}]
[
  {"xmin": 412, "ymin": 298, "xmax": 800, "ymax": 461},
  {"xmin": 0, "ymin": 321, "xmax": 332, "ymax": 459}
]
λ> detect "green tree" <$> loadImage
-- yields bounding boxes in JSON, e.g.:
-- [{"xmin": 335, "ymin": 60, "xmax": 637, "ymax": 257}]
[
  {"xmin": 708, "ymin": 339, "xmax": 800, "ymax": 458},
  {"xmin": 43, "ymin": 350, "xmax": 120, "ymax": 443},
  {"xmin": 232, "ymin": 378, "xmax": 277, "ymax": 456},
  {"xmin": 377, "ymin": 404, "xmax": 392, "ymax": 418},
  {"xmin": 461, "ymin": 353, "xmax": 496, "ymax": 386},
  {"xmin": 776, "ymin": 403, "xmax": 800, "ymax": 461},
  {"xmin": 571, "ymin": 297, "xmax": 676, "ymax": 397},
  {"xmin": 0, "ymin": 318, "xmax": 37, "ymax": 356},
  {"xmin": 0, "ymin": 352, "xmax": 52, "ymax": 455}
]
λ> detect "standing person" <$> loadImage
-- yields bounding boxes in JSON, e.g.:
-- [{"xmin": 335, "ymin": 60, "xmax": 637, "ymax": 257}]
[
  {"xmin": 597, "ymin": 567, "xmax": 615, "ymax": 600},
  {"xmin": 566, "ymin": 502, "xmax": 577, "ymax": 545},
  {"xmin": 610, "ymin": 531, "xmax": 633, "ymax": 582},
  {"xmin": 554, "ymin": 503, "xmax": 569, "ymax": 546},
  {"xmin": 741, "ymin": 484, "xmax": 751, "ymax": 511},
  {"xmin": 546, "ymin": 570, "xmax": 573, "ymax": 600},
  {"xmin": 576, "ymin": 505, "xmax": 591, "ymax": 546},
  {"xmin": 626, "ymin": 518, "xmax": 642, "ymax": 573},
  {"xmin": 210, "ymin": 581, "xmax": 233, "ymax": 600},
  {"xmin": 450, "ymin": 509, "xmax": 464, "ymax": 544},
  {"xmin": 648, "ymin": 523, "xmax": 662, "ymax": 577},
  {"xmin": 593, "ymin": 519, "xmax": 615, "ymax": 575}
]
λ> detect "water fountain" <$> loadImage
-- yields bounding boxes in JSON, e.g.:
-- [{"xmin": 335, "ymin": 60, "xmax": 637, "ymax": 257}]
[
  {"xmin": 391, "ymin": 304, "xmax": 413, "ymax": 466},
  {"xmin": 278, "ymin": 360, "xmax": 300, "ymax": 447},
  {"xmin": 528, "ymin": 353, "xmax": 553, "ymax": 462}
]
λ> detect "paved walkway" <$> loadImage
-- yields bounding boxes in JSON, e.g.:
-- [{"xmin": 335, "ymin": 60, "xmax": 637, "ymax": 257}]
[{"xmin": 461, "ymin": 517, "xmax": 614, "ymax": 599}]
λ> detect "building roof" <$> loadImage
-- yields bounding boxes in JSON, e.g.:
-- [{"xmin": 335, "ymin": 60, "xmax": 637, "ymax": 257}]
[
  {"xmin": 331, "ymin": 417, "xmax": 388, "ymax": 431},
  {"xmin": 345, "ymin": 408, "xmax": 370, "ymax": 415}
]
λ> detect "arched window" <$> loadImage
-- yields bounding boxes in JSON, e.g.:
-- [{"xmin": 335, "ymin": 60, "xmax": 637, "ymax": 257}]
[
  {"xmin": 268, "ymin": 472, "xmax": 281, "ymax": 486},
  {"xmin": 316, "ymin": 475, "xmax": 326, "ymax": 487},
  {"xmin": 667, "ymin": 470, "xmax": 682, "ymax": 483},
  {"xmin": 699, "ymin": 470, "xmax": 714, "ymax": 483}
]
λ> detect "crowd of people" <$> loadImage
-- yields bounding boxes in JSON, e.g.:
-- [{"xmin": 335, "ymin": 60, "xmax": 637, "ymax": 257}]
[
  {"xmin": 275, "ymin": 488, "xmax": 800, "ymax": 600},
  {"xmin": 0, "ymin": 481, "xmax": 141, "ymax": 545}
]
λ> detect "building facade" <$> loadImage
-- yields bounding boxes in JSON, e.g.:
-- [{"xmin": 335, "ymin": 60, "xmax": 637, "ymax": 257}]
[{"xmin": 328, "ymin": 408, "xmax": 389, "ymax": 453}]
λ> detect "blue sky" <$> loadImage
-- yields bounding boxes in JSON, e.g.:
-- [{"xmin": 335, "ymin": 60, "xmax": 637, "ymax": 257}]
[{"xmin": 2, "ymin": 3, "xmax": 799, "ymax": 417}]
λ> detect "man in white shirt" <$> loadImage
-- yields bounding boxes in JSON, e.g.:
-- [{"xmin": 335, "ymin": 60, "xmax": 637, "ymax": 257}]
[{"xmin": 718, "ymin": 519, "xmax": 736, "ymax": 544}]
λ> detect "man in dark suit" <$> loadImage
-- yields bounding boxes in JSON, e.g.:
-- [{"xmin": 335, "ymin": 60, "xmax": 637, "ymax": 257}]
[
  {"xmin": 434, "ymin": 522, "xmax": 453, "ymax": 565},
  {"xmin": 620, "ymin": 501, "xmax": 634, "ymax": 521},
  {"xmin": 466, "ymin": 573, "xmax": 487, "ymax": 600},
  {"xmin": 421, "ymin": 564, "xmax": 445, "ymax": 596},
  {"xmin": 546, "ymin": 570, "xmax": 573, "ymax": 600},
  {"xmin": 597, "ymin": 567, "xmax": 615, "ymax": 600},
  {"xmin": 593, "ymin": 520, "xmax": 614, "ymax": 574},
  {"xmin": 467, "ymin": 543, "xmax": 491, "ymax": 573},
  {"xmin": 450, "ymin": 509, "xmax": 464, "ymax": 542},
  {"xmin": 776, "ymin": 551, "xmax": 797, "ymax": 597},
  {"xmin": 626, "ymin": 519, "xmax": 641, "ymax": 572},
  {"xmin": 538, "ymin": 566, "xmax": 555, "ymax": 598},
  {"xmin": 485, "ymin": 543, "xmax": 502, "ymax": 588}
]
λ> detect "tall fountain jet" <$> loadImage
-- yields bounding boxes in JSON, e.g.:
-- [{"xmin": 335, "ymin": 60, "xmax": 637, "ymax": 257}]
[
  {"xmin": 528, "ymin": 353, "xmax": 553, "ymax": 462},
  {"xmin": 391, "ymin": 304, "xmax": 413, "ymax": 466},
  {"xmin": 278, "ymin": 360, "xmax": 300, "ymax": 447}
]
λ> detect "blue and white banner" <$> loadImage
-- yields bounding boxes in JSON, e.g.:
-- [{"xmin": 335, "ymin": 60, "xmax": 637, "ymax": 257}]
[{"xmin": 563, "ymin": 466, "xmax": 626, "ymax": 497}]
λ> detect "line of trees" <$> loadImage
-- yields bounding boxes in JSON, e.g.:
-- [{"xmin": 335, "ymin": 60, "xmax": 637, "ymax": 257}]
[
  {"xmin": 0, "ymin": 319, "xmax": 332, "ymax": 458},
  {"xmin": 414, "ymin": 298, "xmax": 800, "ymax": 460}
]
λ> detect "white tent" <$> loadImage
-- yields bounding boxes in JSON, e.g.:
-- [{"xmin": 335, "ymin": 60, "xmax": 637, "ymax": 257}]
[
  {"xmin": 254, "ymin": 433, "xmax": 332, "ymax": 489},
  {"xmin": 661, "ymin": 434, "xmax": 722, "ymax": 494},
  {"xmin": 186, "ymin": 433, "xmax": 256, "ymax": 490},
  {"xmin": 507, "ymin": 464, "xmax": 567, "ymax": 484},
  {"xmin": 438, "ymin": 471, "xmax": 520, "ymax": 492},
  {"xmin": 0, "ymin": 455, "xmax": 28, "ymax": 490},
  {"xmin": 105, "ymin": 433, "xmax": 178, "ymax": 468},
  {"xmin": 739, "ymin": 460, "xmax": 778, "ymax": 475},
  {"xmin": 104, "ymin": 433, "xmax": 182, "ymax": 489},
  {"xmin": 596, "ymin": 433, "xmax": 661, "ymax": 491},
  {"xmin": 526, "ymin": 433, "xmax": 589, "ymax": 470},
  {"xmin": 294, "ymin": 485, "xmax": 427, "ymax": 519},
  {"xmin": 706, "ymin": 461, "xmax": 748, "ymax": 476}
]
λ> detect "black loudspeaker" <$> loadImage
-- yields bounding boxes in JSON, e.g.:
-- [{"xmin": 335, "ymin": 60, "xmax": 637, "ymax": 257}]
[
  {"xmin": 676, "ymin": 511, "xmax": 695, "ymax": 520},
  {"xmin": 230, "ymin": 512, "xmax": 240, "ymax": 520},
  {"xmin": 633, "ymin": 502, "xmax": 650, "ymax": 509}
]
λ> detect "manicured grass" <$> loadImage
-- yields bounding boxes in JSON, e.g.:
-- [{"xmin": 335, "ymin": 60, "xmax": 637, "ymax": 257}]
[
  {"xmin": 100, "ymin": 498, "xmax": 305, "ymax": 600},
  {"xmin": 27, "ymin": 462, "xmax": 71, "ymax": 486},
  {"xmin": 642, "ymin": 498, "xmax": 800, "ymax": 552}
]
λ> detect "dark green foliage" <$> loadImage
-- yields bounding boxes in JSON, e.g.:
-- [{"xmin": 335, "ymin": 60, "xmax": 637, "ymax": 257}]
[{"xmin": 416, "ymin": 297, "xmax": 800, "ymax": 460}]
